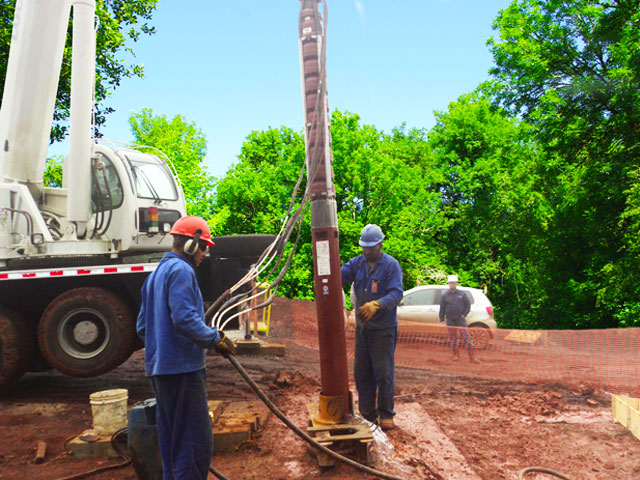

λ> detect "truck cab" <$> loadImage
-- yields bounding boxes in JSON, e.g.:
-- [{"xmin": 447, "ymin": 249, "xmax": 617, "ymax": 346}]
[{"xmin": 2, "ymin": 142, "xmax": 187, "ymax": 268}]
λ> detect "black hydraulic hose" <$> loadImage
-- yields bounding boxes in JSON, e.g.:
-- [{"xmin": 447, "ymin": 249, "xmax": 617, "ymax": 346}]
[
  {"xmin": 209, "ymin": 464, "xmax": 231, "ymax": 480},
  {"xmin": 97, "ymin": 161, "xmax": 114, "ymax": 236},
  {"xmin": 519, "ymin": 467, "xmax": 572, "ymax": 479},
  {"xmin": 225, "ymin": 353, "xmax": 406, "ymax": 480},
  {"xmin": 90, "ymin": 165, "xmax": 104, "ymax": 238}
]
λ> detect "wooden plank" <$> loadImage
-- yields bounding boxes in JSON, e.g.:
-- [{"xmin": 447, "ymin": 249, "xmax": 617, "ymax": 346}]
[
  {"xmin": 505, "ymin": 330, "xmax": 542, "ymax": 344},
  {"xmin": 612, "ymin": 395, "xmax": 640, "ymax": 442},
  {"xmin": 35, "ymin": 440, "xmax": 46, "ymax": 464},
  {"xmin": 207, "ymin": 400, "xmax": 225, "ymax": 422},
  {"xmin": 394, "ymin": 402, "xmax": 482, "ymax": 480}
]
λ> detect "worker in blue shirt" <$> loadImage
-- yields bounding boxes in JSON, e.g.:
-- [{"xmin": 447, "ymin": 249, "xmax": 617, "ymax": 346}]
[
  {"xmin": 341, "ymin": 224, "xmax": 403, "ymax": 430},
  {"xmin": 137, "ymin": 215, "xmax": 235, "ymax": 480}
]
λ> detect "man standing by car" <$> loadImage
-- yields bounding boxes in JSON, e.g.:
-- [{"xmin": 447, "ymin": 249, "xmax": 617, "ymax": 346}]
[
  {"xmin": 341, "ymin": 224, "xmax": 403, "ymax": 430},
  {"xmin": 440, "ymin": 275, "xmax": 479, "ymax": 363},
  {"xmin": 137, "ymin": 216, "xmax": 236, "ymax": 479}
]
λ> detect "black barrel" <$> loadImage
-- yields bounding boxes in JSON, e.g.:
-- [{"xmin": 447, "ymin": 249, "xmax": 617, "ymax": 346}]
[{"xmin": 128, "ymin": 398, "xmax": 162, "ymax": 480}]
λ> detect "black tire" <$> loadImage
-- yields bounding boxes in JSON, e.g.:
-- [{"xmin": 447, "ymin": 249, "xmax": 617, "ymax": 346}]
[
  {"xmin": 0, "ymin": 307, "xmax": 35, "ymax": 388},
  {"xmin": 469, "ymin": 323, "xmax": 491, "ymax": 350},
  {"xmin": 210, "ymin": 234, "xmax": 278, "ymax": 258},
  {"xmin": 38, "ymin": 287, "xmax": 135, "ymax": 377}
]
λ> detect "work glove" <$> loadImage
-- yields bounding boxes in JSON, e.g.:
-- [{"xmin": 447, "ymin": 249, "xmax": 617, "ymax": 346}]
[
  {"xmin": 358, "ymin": 300, "xmax": 381, "ymax": 322},
  {"xmin": 214, "ymin": 332, "xmax": 236, "ymax": 356}
]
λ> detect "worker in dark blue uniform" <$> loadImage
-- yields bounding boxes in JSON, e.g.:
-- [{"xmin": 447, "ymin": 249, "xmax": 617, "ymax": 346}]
[
  {"xmin": 341, "ymin": 224, "xmax": 403, "ymax": 430},
  {"xmin": 439, "ymin": 274, "xmax": 478, "ymax": 363},
  {"xmin": 137, "ymin": 215, "xmax": 236, "ymax": 480}
]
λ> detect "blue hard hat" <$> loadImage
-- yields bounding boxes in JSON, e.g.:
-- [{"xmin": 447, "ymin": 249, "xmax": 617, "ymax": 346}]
[{"xmin": 359, "ymin": 224, "xmax": 385, "ymax": 247}]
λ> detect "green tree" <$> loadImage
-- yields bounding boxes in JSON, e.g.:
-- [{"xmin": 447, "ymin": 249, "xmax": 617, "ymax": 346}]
[
  {"xmin": 43, "ymin": 156, "xmax": 63, "ymax": 188},
  {"xmin": 213, "ymin": 111, "xmax": 449, "ymax": 299},
  {"xmin": 488, "ymin": 0, "xmax": 640, "ymax": 328},
  {"xmin": 428, "ymin": 91, "xmax": 552, "ymax": 328},
  {"xmin": 129, "ymin": 108, "xmax": 214, "ymax": 217},
  {"xmin": 0, "ymin": 0, "xmax": 158, "ymax": 142}
]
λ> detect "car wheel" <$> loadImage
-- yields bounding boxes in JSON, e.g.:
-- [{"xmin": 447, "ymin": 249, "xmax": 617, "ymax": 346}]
[
  {"xmin": 0, "ymin": 307, "xmax": 35, "ymax": 388},
  {"xmin": 468, "ymin": 323, "xmax": 491, "ymax": 350},
  {"xmin": 38, "ymin": 287, "xmax": 135, "ymax": 377}
]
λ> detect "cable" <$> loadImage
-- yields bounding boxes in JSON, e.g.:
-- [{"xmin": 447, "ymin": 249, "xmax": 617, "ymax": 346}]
[
  {"xmin": 225, "ymin": 353, "xmax": 406, "ymax": 480},
  {"xmin": 519, "ymin": 466, "xmax": 572, "ymax": 479},
  {"xmin": 209, "ymin": 463, "xmax": 231, "ymax": 480}
]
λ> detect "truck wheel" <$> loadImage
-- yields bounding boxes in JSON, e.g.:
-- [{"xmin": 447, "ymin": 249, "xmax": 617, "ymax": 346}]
[
  {"xmin": 211, "ymin": 234, "xmax": 278, "ymax": 258},
  {"xmin": 469, "ymin": 323, "xmax": 491, "ymax": 350},
  {"xmin": 38, "ymin": 288, "xmax": 135, "ymax": 377},
  {"xmin": 0, "ymin": 307, "xmax": 35, "ymax": 388}
]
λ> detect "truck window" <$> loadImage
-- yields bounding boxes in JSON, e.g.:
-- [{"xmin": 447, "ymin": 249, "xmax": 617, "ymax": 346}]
[
  {"xmin": 92, "ymin": 153, "xmax": 123, "ymax": 212},
  {"xmin": 127, "ymin": 153, "xmax": 178, "ymax": 201}
]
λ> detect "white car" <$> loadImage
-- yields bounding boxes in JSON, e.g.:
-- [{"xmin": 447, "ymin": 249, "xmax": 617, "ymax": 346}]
[{"xmin": 397, "ymin": 285, "xmax": 497, "ymax": 349}]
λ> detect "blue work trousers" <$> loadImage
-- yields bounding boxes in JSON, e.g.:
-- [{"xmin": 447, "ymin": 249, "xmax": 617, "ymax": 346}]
[
  {"xmin": 151, "ymin": 369, "xmax": 213, "ymax": 480},
  {"xmin": 354, "ymin": 326, "xmax": 397, "ymax": 421},
  {"xmin": 446, "ymin": 318, "xmax": 474, "ymax": 353}
]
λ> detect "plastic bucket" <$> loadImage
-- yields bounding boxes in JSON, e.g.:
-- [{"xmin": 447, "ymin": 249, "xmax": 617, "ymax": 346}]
[{"xmin": 89, "ymin": 388, "xmax": 128, "ymax": 435}]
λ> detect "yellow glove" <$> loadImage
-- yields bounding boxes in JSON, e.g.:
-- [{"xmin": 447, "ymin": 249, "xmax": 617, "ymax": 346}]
[
  {"xmin": 214, "ymin": 332, "xmax": 236, "ymax": 356},
  {"xmin": 358, "ymin": 301, "xmax": 381, "ymax": 322}
]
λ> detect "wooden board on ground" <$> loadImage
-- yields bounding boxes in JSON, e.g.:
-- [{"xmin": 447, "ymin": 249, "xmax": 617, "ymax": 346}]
[
  {"xmin": 612, "ymin": 395, "xmax": 640, "ymax": 442},
  {"xmin": 391, "ymin": 402, "xmax": 482, "ymax": 480},
  {"xmin": 212, "ymin": 400, "xmax": 271, "ymax": 453},
  {"xmin": 505, "ymin": 330, "xmax": 543, "ymax": 344}
]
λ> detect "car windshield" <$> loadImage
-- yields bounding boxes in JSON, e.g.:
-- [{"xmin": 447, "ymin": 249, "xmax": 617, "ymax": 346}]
[{"xmin": 126, "ymin": 152, "xmax": 178, "ymax": 201}]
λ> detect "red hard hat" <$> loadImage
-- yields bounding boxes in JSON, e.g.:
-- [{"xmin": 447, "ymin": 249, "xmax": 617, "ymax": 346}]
[{"xmin": 169, "ymin": 216, "xmax": 215, "ymax": 246}]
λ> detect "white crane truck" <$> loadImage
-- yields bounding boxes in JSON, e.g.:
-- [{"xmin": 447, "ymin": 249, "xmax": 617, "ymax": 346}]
[{"xmin": 0, "ymin": 0, "xmax": 270, "ymax": 388}]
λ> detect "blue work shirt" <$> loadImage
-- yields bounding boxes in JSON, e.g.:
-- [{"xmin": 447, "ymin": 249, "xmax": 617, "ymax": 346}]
[
  {"xmin": 137, "ymin": 252, "xmax": 222, "ymax": 376},
  {"xmin": 341, "ymin": 252, "xmax": 403, "ymax": 329}
]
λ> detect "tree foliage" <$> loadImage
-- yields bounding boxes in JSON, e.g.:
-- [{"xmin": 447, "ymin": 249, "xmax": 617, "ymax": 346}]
[
  {"xmin": 488, "ymin": 0, "xmax": 640, "ymax": 328},
  {"xmin": 428, "ymin": 92, "xmax": 552, "ymax": 328},
  {"xmin": 0, "ymin": 0, "xmax": 158, "ymax": 142},
  {"xmin": 212, "ymin": 111, "xmax": 449, "ymax": 300},
  {"xmin": 129, "ymin": 108, "xmax": 214, "ymax": 218}
]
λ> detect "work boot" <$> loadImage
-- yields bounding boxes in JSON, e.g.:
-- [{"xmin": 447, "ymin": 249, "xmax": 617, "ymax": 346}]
[
  {"xmin": 361, "ymin": 412, "xmax": 379, "ymax": 425},
  {"xmin": 380, "ymin": 418, "xmax": 395, "ymax": 430}
]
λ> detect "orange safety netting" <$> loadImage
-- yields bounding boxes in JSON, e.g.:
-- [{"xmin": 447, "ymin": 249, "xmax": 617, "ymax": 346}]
[{"xmin": 291, "ymin": 303, "xmax": 640, "ymax": 398}]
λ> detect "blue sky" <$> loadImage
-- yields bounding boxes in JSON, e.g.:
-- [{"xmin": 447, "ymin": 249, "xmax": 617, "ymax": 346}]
[{"xmin": 49, "ymin": 0, "xmax": 512, "ymax": 178}]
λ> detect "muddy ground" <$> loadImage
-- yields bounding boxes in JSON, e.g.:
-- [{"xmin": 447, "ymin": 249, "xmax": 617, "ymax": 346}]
[{"xmin": 1, "ymin": 298, "xmax": 639, "ymax": 480}]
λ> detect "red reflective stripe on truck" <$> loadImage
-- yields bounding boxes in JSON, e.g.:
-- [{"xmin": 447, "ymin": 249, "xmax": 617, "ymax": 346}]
[{"xmin": 0, "ymin": 263, "xmax": 158, "ymax": 281}]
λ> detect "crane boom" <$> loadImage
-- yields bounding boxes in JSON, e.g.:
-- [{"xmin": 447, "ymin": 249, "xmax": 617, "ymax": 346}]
[{"xmin": 0, "ymin": 0, "xmax": 71, "ymax": 199}]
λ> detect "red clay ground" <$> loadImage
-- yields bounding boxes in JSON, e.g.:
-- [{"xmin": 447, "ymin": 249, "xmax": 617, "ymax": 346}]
[{"xmin": 1, "ymin": 298, "xmax": 639, "ymax": 480}]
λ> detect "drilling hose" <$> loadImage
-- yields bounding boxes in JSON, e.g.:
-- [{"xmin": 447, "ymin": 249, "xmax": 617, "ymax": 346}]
[{"xmin": 225, "ymin": 352, "xmax": 405, "ymax": 480}]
